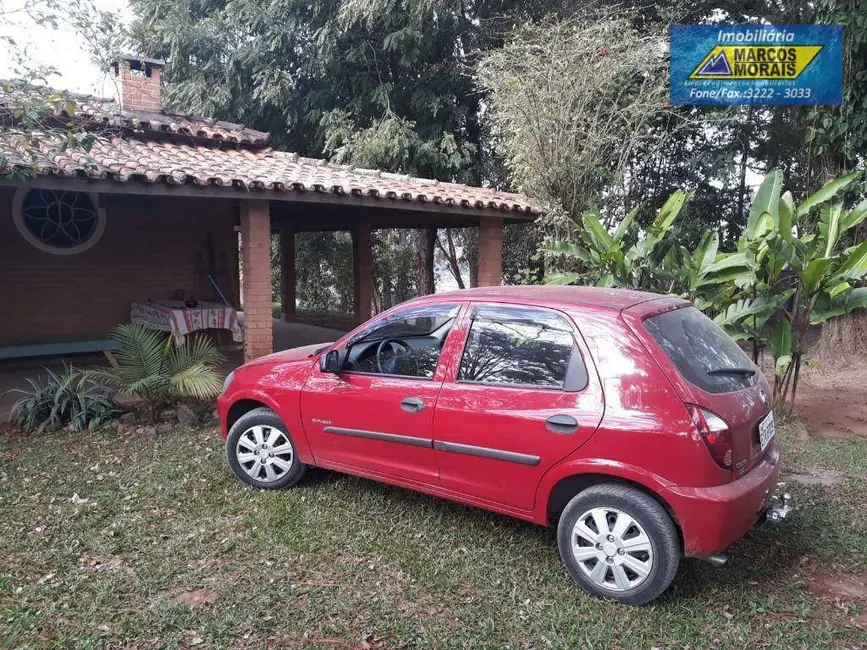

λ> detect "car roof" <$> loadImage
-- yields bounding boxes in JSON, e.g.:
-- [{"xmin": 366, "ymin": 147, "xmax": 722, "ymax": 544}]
[{"xmin": 428, "ymin": 285, "xmax": 666, "ymax": 311}]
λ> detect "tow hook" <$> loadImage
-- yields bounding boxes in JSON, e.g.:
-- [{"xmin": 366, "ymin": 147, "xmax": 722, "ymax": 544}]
[{"xmin": 765, "ymin": 482, "xmax": 794, "ymax": 523}]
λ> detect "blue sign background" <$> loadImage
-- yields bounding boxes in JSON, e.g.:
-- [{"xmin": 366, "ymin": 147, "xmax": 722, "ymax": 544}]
[{"xmin": 670, "ymin": 25, "xmax": 843, "ymax": 106}]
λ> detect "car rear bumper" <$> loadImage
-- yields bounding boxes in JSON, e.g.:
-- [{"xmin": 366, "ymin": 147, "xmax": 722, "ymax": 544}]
[{"xmin": 660, "ymin": 438, "xmax": 782, "ymax": 557}]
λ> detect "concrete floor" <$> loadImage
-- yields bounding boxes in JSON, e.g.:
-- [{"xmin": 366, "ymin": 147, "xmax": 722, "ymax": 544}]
[
  {"xmin": 0, "ymin": 320, "xmax": 348, "ymax": 423},
  {"xmin": 272, "ymin": 320, "xmax": 346, "ymax": 350}
]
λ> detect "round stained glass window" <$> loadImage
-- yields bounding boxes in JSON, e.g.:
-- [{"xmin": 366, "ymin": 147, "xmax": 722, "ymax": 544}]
[{"xmin": 12, "ymin": 189, "xmax": 104, "ymax": 255}]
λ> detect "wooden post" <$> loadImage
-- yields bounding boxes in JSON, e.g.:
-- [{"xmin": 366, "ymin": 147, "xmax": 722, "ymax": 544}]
[
  {"xmin": 353, "ymin": 223, "xmax": 373, "ymax": 322},
  {"xmin": 240, "ymin": 200, "xmax": 273, "ymax": 360},
  {"xmin": 477, "ymin": 218, "xmax": 504, "ymax": 287},
  {"xmin": 281, "ymin": 228, "xmax": 296, "ymax": 321}
]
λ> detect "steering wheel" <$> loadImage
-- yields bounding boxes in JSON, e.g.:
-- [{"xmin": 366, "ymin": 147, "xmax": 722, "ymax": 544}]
[{"xmin": 375, "ymin": 338, "xmax": 419, "ymax": 376}]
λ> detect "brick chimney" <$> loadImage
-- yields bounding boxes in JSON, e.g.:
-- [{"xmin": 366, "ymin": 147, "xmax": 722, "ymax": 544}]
[{"xmin": 110, "ymin": 56, "xmax": 165, "ymax": 113}]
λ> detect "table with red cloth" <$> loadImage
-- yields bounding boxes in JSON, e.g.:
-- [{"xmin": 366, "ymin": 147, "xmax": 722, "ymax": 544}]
[{"xmin": 131, "ymin": 300, "xmax": 242, "ymax": 345}]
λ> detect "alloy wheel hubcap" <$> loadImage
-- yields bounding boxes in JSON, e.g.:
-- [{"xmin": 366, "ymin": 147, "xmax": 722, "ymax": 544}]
[
  {"xmin": 571, "ymin": 507, "xmax": 654, "ymax": 592},
  {"xmin": 235, "ymin": 425, "xmax": 293, "ymax": 483}
]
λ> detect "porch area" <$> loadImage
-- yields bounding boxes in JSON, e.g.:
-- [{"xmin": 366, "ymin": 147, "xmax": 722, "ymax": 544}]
[
  {"xmin": 245, "ymin": 197, "xmax": 515, "ymax": 361},
  {"xmin": 0, "ymin": 174, "xmax": 528, "ymax": 366},
  {"xmin": 0, "ymin": 319, "xmax": 347, "ymax": 422},
  {"xmin": 0, "ymin": 170, "xmax": 534, "ymax": 423}
]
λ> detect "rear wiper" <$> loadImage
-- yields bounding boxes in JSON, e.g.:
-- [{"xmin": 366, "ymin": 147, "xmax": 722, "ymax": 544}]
[{"xmin": 706, "ymin": 367, "xmax": 756, "ymax": 376}]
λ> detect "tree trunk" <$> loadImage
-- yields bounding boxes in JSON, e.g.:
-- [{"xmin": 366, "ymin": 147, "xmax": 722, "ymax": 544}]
[
  {"xmin": 381, "ymin": 281, "xmax": 393, "ymax": 310},
  {"xmin": 737, "ymin": 109, "xmax": 752, "ymax": 231},
  {"xmin": 436, "ymin": 230, "xmax": 465, "ymax": 289},
  {"xmin": 467, "ymin": 229, "xmax": 479, "ymax": 287},
  {"xmin": 751, "ymin": 284, "xmax": 759, "ymax": 364},
  {"xmin": 416, "ymin": 228, "xmax": 436, "ymax": 295},
  {"xmin": 789, "ymin": 352, "xmax": 802, "ymax": 416}
]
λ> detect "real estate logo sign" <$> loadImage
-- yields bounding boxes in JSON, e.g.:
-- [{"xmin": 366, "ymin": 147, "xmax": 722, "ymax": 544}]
[{"xmin": 670, "ymin": 25, "xmax": 843, "ymax": 106}]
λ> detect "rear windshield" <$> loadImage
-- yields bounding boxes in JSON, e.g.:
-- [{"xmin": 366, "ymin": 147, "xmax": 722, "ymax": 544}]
[{"xmin": 644, "ymin": 306, "xmax": 758, "ymax": 394}]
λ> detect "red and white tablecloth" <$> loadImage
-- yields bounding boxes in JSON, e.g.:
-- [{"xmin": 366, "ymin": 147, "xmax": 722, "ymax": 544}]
[{"xmin": 131, "ymin": 300, "xmax": 243, "ymax": 345}]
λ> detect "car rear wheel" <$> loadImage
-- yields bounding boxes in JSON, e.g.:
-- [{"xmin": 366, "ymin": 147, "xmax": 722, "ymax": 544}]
[
  {"xmin": 557, "ymin": 484, "xmax": 680, "ymax": 605},
  {"xmin": 226, "ymin": 407, "xmax": 307, "ymax": 489}
]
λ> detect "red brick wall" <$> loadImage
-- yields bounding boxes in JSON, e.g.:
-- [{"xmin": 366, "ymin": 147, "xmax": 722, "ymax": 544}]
[
  {"xmin": 0, "ymin": 188, "xmax": 238, "ymax": 345},
  {"xmin": 478, "ymin": 218, "xmax": 504, "ymax": 286},
  {"xmin": 115, "ymin": 60, "xmax": 162, "ymax": 112}
]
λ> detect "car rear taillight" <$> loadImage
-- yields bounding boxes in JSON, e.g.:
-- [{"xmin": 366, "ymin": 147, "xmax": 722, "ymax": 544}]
[{"xmin": 686, "ymin": 404, "xmax": 733, "ymax": 469}]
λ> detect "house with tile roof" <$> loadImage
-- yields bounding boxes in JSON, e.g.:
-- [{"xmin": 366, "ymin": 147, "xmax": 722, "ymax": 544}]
[{"xmin": 0, "ymin": 56, "xmax": 537, "ymax": 361}]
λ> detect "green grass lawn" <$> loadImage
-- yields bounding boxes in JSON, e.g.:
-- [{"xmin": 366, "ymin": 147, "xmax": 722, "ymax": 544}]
[{"xmin": 1, "ymin": 422, "xmax": 866, "ymax": 649}]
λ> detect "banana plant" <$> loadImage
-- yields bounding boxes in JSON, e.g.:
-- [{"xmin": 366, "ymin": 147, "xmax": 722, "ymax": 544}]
[
  {"xmin": 544, "ymin": 191, "xmax": 689, "ymax": 290},
  {"xmin": 672, "ymin": 229, "xmax": 760, "ymax": 311},
  {"xmin": 712, "ymin": 289, "xmax": 795, "ymax": 358},
  {"xmin": 720, "ymin": 169, "xmax": 867, "ymax": 412}
]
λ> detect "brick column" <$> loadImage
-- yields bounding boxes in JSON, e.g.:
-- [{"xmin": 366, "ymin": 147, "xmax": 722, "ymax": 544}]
[
  {"xmin": 240, "ymin": 200, "xmax": 273, "ymax": 361},
  {"xmin": 478, "ymin": 218, "xmax": 504, "ymax": 287},
  {"xmin": 353, "ymin": 223, "xmax": 373, "ymax": 322},
  {"xmin": 280, "ymin": 229, "xmax": 296, "ymax": 322}
]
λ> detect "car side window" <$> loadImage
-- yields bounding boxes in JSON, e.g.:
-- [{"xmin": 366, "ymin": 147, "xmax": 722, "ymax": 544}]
[
  {"xmin": 457, "ymin": 305, "xmax": 587, "ymax": 390},
  {"xmin": 342, "ymin": 304, "xmax": 460, "ymax": 379}
]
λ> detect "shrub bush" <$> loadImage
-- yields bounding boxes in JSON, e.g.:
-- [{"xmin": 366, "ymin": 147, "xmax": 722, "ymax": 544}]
[{"xmin": 10, "ymin": 364, "xmax": 117, "ymax": 432}]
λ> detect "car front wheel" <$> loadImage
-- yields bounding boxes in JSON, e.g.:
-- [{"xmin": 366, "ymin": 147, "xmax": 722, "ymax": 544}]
[
  {"xmin": 557, "ymin": 484, "xmax": 680, "ymax": 605},
  {"xmin": 226, "ymin": 407, "xmax": 307, "ymax": 489}
]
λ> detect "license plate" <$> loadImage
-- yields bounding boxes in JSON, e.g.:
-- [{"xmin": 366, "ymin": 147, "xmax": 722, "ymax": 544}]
[{"xmin": 759, "ymin": 412, "xmax": 775, "ymax": 451}]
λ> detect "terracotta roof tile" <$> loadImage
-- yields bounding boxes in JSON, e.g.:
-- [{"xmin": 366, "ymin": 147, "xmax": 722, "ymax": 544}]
[
  {"xmin": 1, "ymin": 136, "xmax": 536, "ymax": 215},
  {"xmin": 0, "ymin": 84, "xmax": 536, "ymax": 214},
  {"xmin": 0, "ymin": 86, "xmax": 270, "ymax": 146}
]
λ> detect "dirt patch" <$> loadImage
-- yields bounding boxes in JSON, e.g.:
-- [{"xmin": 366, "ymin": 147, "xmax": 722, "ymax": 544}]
[
  {"xmin": 786, "ymin": 469, "xmax": 846, "ymax": 486},
  {"xmin": 806, "ymin": 570, "xmax": 867, "ymax": 631},
  {"xmin": 808, "ymin": 572, "xmax": 867, "ymax": 600},
  {"xmin": 170, "ymin": 589, "xmax": 218, "ymax": 608},
  {"xmin": 816, "ymin": 313, "xmax": 867, "ymax": 362},
  {"xmin": 790, "ymin": 361, "xmax": 867, "ymax": 439}
]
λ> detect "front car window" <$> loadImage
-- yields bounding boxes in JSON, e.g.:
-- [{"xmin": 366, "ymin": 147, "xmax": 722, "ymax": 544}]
[
  {"xmin": 457, "ymin": 305, "xmax": 585, "ymax": 390},
  {"xmin": 343, "ymin": 304, "xmax": 460, "ymax": 378},
  {"xmin": 644, "ymin": 306, "xmax": 758, "ymax": 394}
]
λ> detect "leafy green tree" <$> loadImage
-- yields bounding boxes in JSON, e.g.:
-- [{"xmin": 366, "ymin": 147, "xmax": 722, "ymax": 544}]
[
  {"xmin": 130, "ymin": 0, "xmax": 568, "ymax": 181},
  {"xmin": 804, "ymin": 0, "xmax": 867, "ymax": 191},
  {"xmin": 295, "ymin": 231, "xmax": 354, "ymax": 314},
  {"xmin": 481, "ymin": 2, "xmax": 866, "ymax": 249},
  {"xmin": 373, "ymin": 229, "xmax": 418, "ymax": 310},
  {"xmin": 478, "ymin": 13, "xmax": 672, "ymax": 227},
  {"xmin": 0, "ymin": 0, "xmax": 122, "ymax": 175}
]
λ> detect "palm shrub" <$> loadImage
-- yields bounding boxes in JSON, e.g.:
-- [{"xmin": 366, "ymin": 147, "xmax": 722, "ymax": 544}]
[
  {"xmin": 10, "ymin": 364, "xmax": 116, "ymax": 432},
  {"xmin": 88, "ymin": 324, "xmax": 226, "ymax": 421}
]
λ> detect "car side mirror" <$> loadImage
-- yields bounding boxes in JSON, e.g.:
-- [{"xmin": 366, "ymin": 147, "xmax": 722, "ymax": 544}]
[{"xmin": 321, "ymin": 349, "xmax": 342, "ymax": 374}]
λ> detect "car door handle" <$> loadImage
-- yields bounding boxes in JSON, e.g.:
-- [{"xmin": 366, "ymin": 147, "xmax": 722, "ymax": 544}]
[
  {"xmin": 546, "ymin": 414, "xmax": 579, "ymax": 435},
  {"xmin": 400, "ymin": 397, "xmax": 425, "ymax": 413}
]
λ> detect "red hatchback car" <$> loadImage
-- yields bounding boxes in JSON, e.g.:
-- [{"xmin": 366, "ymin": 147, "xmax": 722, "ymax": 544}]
[{"xmin": 218, "ymin": 286, "xmax": 788, "ymax": 605}]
